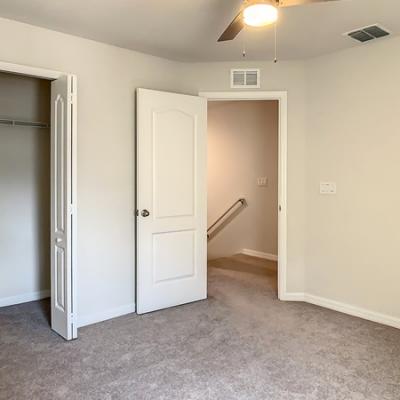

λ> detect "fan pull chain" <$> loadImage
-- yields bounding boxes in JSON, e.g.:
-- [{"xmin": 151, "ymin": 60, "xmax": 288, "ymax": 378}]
[
  {"xmin": 274, "ymin": 22, "xmax": 278, "ymax": 63},
  {"xmin": 242, "ymin": 27, "xmax": 247, "ymax": 58}
]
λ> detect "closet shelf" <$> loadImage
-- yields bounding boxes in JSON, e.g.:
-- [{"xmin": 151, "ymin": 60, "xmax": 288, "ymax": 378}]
[{"xmin": 0, "ymin": 118, "xmax": 50, "ymax": 129}]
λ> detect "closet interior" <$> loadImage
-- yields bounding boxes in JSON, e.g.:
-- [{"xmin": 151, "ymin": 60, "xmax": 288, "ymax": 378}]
[{"xmin": 0, "ymin": 71, "xmax": 51, "ymax": 312}]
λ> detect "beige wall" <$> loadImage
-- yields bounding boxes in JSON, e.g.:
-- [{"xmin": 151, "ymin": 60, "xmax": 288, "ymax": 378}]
[
  {"xmin": 0, "ymin": 72, "xmax": 50, "ymax": 303},
  {"xmin": 207, "ymin": 100, "xmax": 278, "ymax": 260},
  {"xmin": 305, "ymin": 36, "xmax": 400, "ymax": 319}
]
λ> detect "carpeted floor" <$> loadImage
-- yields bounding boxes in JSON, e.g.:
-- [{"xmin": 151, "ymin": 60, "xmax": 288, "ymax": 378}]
[{"xmin": 1, "ymin": 254, "xmax": 399, "ymax": 400}]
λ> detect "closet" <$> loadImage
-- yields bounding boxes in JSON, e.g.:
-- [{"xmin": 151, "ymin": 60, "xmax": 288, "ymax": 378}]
[
  {"xmin": 0, "ymin": 65, "xmax": 77, "ymax": 340},
  {"xmin": 0, "ymin": 71, "xmax": 51, "ymax": 310}
]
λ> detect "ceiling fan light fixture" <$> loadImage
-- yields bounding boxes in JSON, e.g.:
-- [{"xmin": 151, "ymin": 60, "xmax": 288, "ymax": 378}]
[{"xmin": 243, "ymin": 3, "xmax": 278, "ymax": 27}]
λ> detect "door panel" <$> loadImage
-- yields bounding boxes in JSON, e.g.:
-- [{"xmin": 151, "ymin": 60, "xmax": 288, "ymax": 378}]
[
  {"xmin": 51, "ymin": 75, "xmax": 76, "ymax": 340},
  {"xmin": 137, "ymin": 89, "xmax": 207, "ymax": 314},
  {"xmin": 55, "ymin": 247, "xmax": 65, "ymax": 310},
  {"xmin": 153, "ymin": 110, "xmax": 195, "ymax": 218},
  {"xmin": 153, "ymin": 230, "xmax": 196, "ymax": 283}
]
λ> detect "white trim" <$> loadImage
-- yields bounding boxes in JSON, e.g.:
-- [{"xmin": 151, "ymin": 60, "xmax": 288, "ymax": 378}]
[
  {"xmin": 70, "ymin": 74, "xmax": 78, "ymax": 338},
  {"xmin": 200, "ymin": 91, "xmax": 288, "ymax": 301},
  {"xmin": 200, "ymin": 91, "xmax": 286, "ymax": 101},
  {"xmin": 281, "ymin": 292, "xmax": 400, "ymax": 330},
  {"xmin": 0, "ymin": 61, "xmax": 64, "ymax": 80},
  {"xmin": 0, "ymin": 290, "xmax": 50, "ymax": 307},
  {"xmin": 77, "ymin": 303, "xmax": 136, "ymax": 328},
  {"xmin": 279, "ymin": 292, "xmax": 305, "ymax": 302},
  {"xmin": 241, "ymin": 249, "xmax": 278, "ymax": 261},
  {"xmin": 304, "ymin": 294, "xmax": 400, "ymax": 330},
  {"xmin": 0, "ymin": 60, "xmax": 78, "ymax": 337}
]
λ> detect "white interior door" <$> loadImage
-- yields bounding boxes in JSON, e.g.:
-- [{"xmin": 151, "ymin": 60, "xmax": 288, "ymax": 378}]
[
  {"xmin": 51, "ymin": 75, "xmax": 77, "ymax": 340},
  {"xmin": 137, "ymin": 88, "xmax": 207, "ymax": 314}
]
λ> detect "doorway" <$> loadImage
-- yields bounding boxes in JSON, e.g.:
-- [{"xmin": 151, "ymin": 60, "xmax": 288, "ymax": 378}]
[
  {"xmin": 0, "ymin": 62, "xmax": 78, "ymax": 340},
  {"xmin": 206, "ymin": 99, "xmax": 279, "ymax": 294},
  {"xmin": 201, "ymin": 91, "xmax": 287, "ymax": 299},
  {"xmin": 136, "ymin": 89, "xmax": 287, "ymax": 314}
]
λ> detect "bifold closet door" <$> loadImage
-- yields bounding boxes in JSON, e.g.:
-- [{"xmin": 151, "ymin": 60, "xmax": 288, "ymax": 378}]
[
  {"xmin": 50, "ymin": 75, "xmax": 77, "ymax": 340},
  {"xmin": 136, "ymin": 88, "xmax": 207, "ymax": 314}
]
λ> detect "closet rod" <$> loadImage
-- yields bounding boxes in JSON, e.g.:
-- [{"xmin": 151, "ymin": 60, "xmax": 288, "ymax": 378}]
[{"xmin": 0, "ymin": 118, "xmax": 50, "ymax": 129}]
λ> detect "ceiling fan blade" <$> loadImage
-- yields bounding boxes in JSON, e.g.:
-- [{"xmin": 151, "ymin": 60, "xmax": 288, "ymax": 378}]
[
  {"xmin": 218, "ymin": 11, "xmax": 245, "ymax": 42},
  {"xmin": 277, "ymin": 0, "xmax": 339, "ymax": 7}
]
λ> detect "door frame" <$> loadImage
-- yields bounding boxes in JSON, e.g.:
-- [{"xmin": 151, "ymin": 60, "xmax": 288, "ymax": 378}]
[
  {"xmin": 199, "ymin": 91, "xmax": 287, "ymax": 300},
  {"xmin": 0, "ymin": 60, "xmax": 78, "ymax": 337}
]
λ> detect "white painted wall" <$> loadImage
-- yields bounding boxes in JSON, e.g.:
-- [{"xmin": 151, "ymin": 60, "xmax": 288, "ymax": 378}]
[
  {"xmin": 305, "ymin": 36, "xmax": 400, "ymax": 320},
  {"xmin": 0, "ymin": 72, "xmax": 51, "ymax": 305},
  {"xmin": 2, "ymin": 15, "xmax": 398, "ymax": 326},
  {"xmin": 0, "ymin": 17, "xmax": 184, "ymax": 325},
  {"xmin": 178, "ymin": 44, "xmax": 400, "ymax": 322},
  {"xmin": 0, "ymin": 17, "xmax": 306, "ymax": 321},
  {"xmin": 207, "ymin": 100, "xmax": 278, "ymax": 260}
]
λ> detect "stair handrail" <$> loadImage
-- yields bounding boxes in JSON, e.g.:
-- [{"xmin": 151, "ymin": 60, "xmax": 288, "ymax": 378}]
[{"xmin": 207, "ymin": 198, "xmax": 247, "ymax": 238}]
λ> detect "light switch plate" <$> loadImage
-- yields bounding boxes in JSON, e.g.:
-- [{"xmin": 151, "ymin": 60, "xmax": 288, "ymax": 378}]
[
  {"xmin": 257, "ymin": 177, "xmax": 268, "ymax": 187},
  {"xmin": 320, "ymin": 182, "xmax": 336, "ymax": 194}
]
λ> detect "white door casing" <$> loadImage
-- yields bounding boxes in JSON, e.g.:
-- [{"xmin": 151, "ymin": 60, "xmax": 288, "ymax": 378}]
[
  {"xmin": 0, "ymin": 61, "xmax": 77, "ymax": 340},
  {"xmin": 137, "ymin": 89, "xmax": 207, "ymax": 314},
  {"xmin": 51, "ymin": 75, "xmax": 77, "ymax": 339},
  {"xmin": 199, "ymin": 91, "xmax": 287, "ymax": 300}
]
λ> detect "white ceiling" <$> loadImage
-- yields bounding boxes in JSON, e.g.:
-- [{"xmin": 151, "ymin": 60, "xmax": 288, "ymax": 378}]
[{"xmin": 0, "ymin": 0, "xmax": 399, "ymax": 62}]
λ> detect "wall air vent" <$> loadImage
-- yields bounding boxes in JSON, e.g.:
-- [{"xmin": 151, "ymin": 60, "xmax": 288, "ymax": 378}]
[
  {"xmin": 231, "ymin": 69, "xmax": 260, "ymax": 89},
  {"xmin": 346, "ymin": 24, "xmax": 390, "ymax": 43}
]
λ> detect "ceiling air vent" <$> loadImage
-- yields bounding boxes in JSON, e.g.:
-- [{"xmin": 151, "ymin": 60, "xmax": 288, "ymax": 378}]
[
  {"xmin": 231, "ymin": 69, "xmax": 260, "ymax": 89},
  {"xmin": 346, "ymin": 24, "xmax": 390, "ymax": 43}
]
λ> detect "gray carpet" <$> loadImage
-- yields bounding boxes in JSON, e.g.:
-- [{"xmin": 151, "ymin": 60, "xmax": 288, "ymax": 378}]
[{"xmin": 1, "ymin": 254, "xmax": 399, "ymax": 400}]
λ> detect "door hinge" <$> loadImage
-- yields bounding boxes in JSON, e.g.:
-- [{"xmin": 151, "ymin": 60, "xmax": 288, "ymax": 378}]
[
  {"xmin": 69, "ymin": 204, "xmax": 75, "ymax": 214},
  {"xmin": 68, "ymin": 93, "xmax": 76, "ymax": 104}
]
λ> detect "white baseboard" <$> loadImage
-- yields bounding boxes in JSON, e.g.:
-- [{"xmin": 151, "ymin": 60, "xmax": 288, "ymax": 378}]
[
  {"xmin": 282, "ymin": 292, "xmax": 400, "ymax": 330},
  {"xmin": 241, "ymin": 249, "xmax": 278, "ymax": 261},
  {"xmin": 279, "ymin": 292, "xmax": 305, "ymax": 301},
  {"xmin": 77, "ymin": 302, "xmax": 136, "ymax": 328},
  {"xmin": 0, "ymin": 289, "xmax": 50, "ymax": 307},
  {"xmin": 304, "ymin": 293, "xmax": 400, "ymax": 330}
]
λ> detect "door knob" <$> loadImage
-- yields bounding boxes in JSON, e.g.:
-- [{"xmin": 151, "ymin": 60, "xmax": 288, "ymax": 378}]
[
  {"xmin": 141, "ymin": 209, "xmax": 150, "ymax": 217},
  {"xmin": 55, "ymin": 237, "xmax": 63, "ymax": 244}
]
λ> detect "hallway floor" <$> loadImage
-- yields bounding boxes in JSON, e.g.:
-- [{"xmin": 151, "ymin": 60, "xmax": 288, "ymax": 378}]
[{"xmin": 1, "ymin": 254, "xmax": 399, "ymax": 400}]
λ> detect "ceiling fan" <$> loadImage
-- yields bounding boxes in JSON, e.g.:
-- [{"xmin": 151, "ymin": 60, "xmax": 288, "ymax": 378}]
[{"xmin": 218, "ymin": 0, "xmax": 339, "ymax": 42}]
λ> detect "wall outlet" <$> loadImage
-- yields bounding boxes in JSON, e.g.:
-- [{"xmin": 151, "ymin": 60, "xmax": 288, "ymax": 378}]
[
  {"xmin": 257, "ymin": 177, "xmax": 268, "ymax": 187},
  {"xmin": 320, "ymin": 182, "xmax": 336, "ymax": 194}
]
